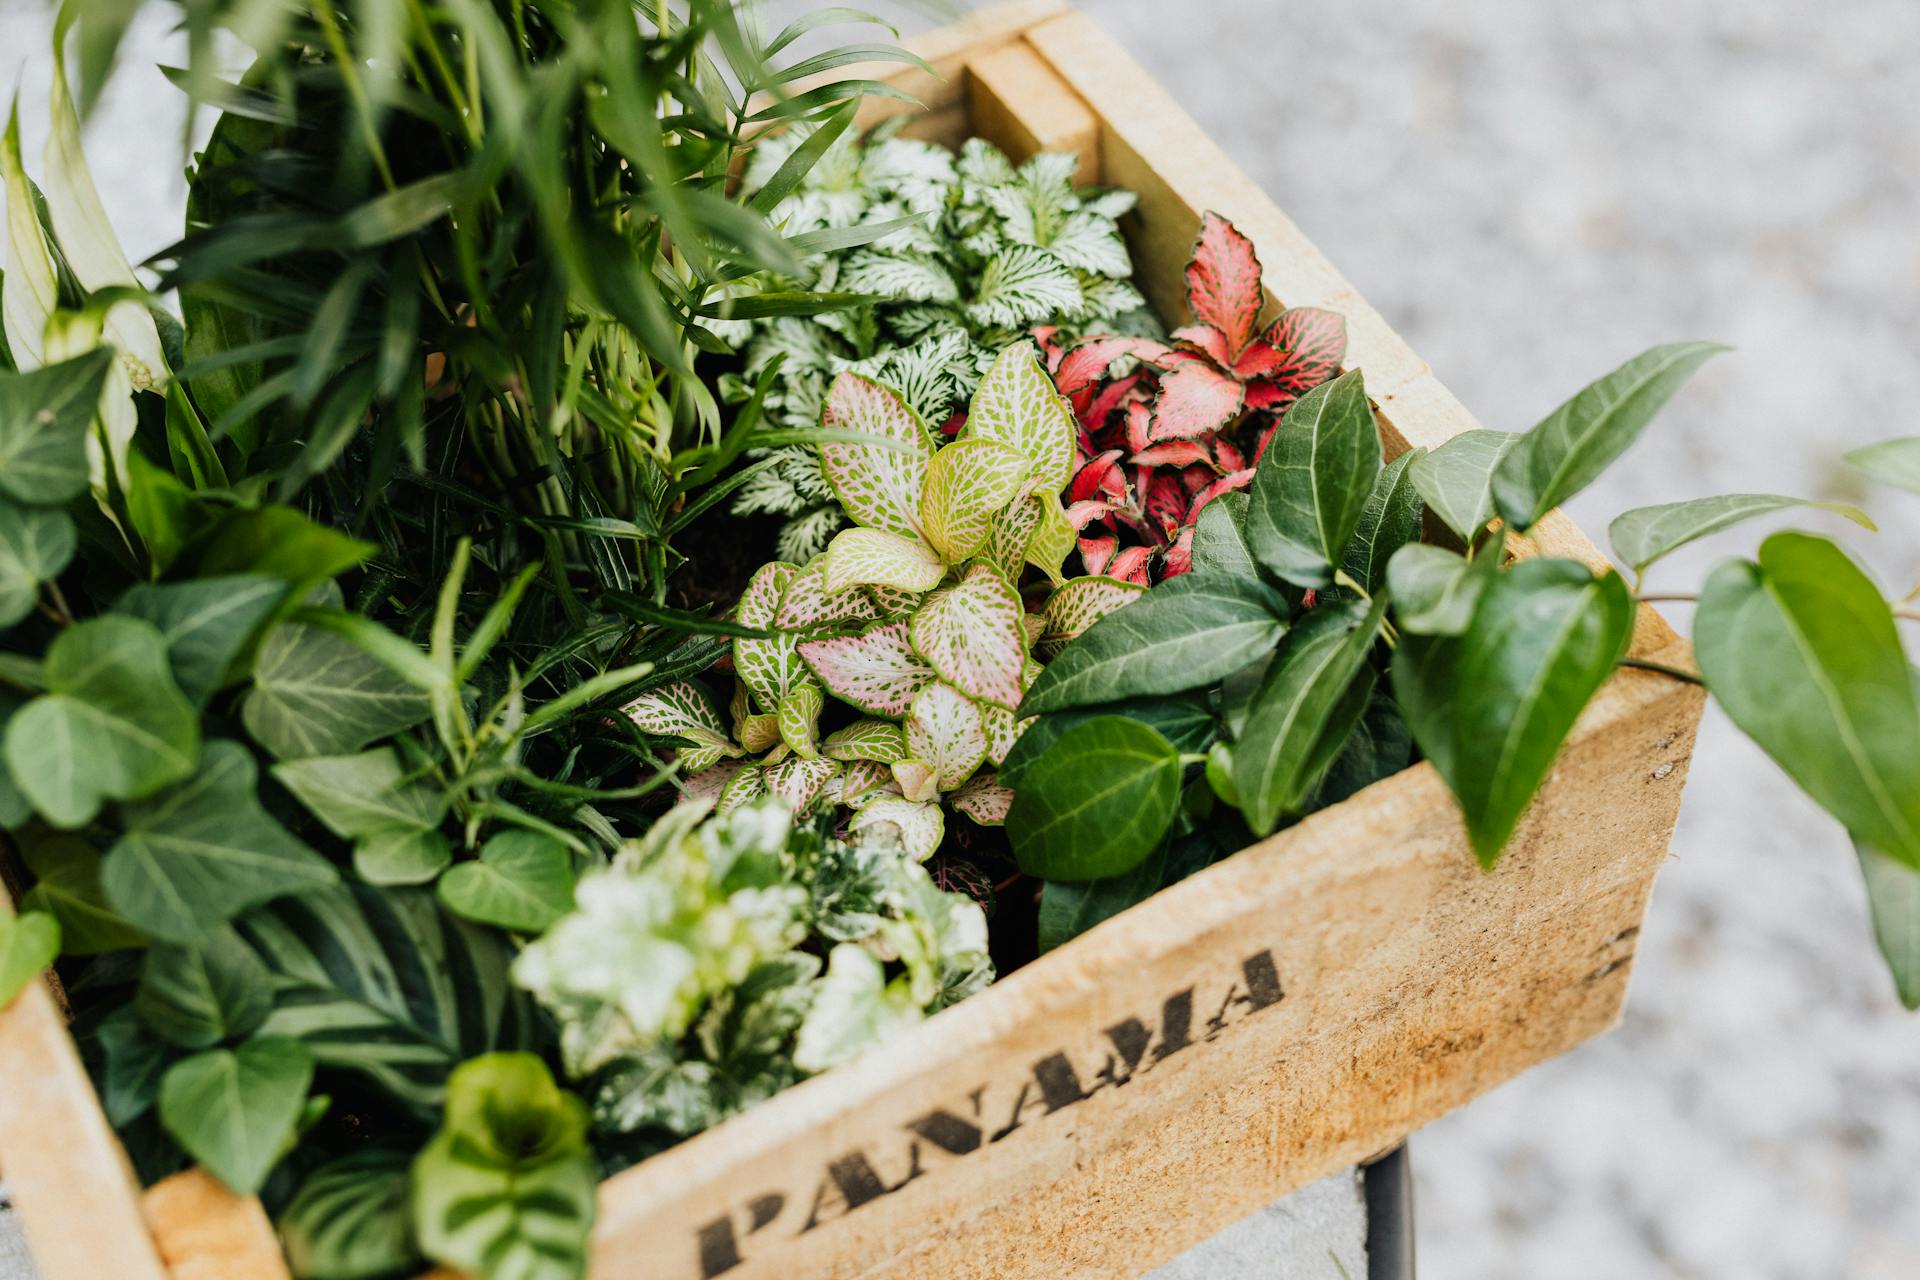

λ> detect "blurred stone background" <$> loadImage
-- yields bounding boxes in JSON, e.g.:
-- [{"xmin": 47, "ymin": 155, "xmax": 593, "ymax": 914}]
[{"xmin": 2, "ymin": 0, "xmax": 1918, "ymax": 1276}]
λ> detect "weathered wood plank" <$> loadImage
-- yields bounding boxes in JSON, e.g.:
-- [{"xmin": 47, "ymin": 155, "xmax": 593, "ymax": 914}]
[
  {"xmin": 144, "ymin": 1171, "xmax": 291, "ymax": 1280},
  {"xmin": 965, "ymin": 40, "xmax": 1101, "ymax": 177}
]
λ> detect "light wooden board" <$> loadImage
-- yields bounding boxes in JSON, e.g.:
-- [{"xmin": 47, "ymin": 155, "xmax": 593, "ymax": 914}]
[{"xmin": 0, "ymin": 6, "xmax": 1706, "ymax": 1279}]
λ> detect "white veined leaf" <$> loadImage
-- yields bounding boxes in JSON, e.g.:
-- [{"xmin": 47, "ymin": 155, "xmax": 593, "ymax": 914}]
[
  {"xmin": 864, "ymin": 583, "xmax": 924, "ymax": 618},
  {"xmin": 981, "ymin": 704, "xmax": 1027, "ymax": 766},
  {"xmin": 950, "ymin": 771, "xmax": 1013, "ymax": 825},
  {"xmin": 964, "ymin": 343, "xmax": 1079, "ymax": 491},
  {"xmin": 1082, "ymin": 189, "xmax": 1139, "ymax": 220},
  {"xmin": 775, "ymin": 558, "xmax": 880, "ymax": 633},
  {"xmin": 904, "ymin": 682, "xmax": 988, "ymax": 791},
  {"xmin": 734, "ymin": 564, "xmax": 811, "ymax": 713},
  {"xmin": 849, "ymin": 797, "xmax": 944, "ymax": 863},
  {"xmin": 919, "ymin": 439, "xmax": 1030, "ymax": 563},
  {"xmin": 839, "ymin": 250, "xmax": 959, "ymax": 304},
  {"xmin": 716, "ymin": 765, "xmax": 769, "ymax": 814},
  {"xmin": 908, "ymin": 564, "xmax": 1028, "ymax": 710},
  {"xmin": 1078, "ymin": 276, "xmax": 1148, "ymax": 322},
  {"xmin": 965, "ymin": 244, "xmax": 1082, "ymax": 331},
  {"xmin": 817, "ymin": 373, "xmax": 935, "ymax": 541},
  {"xmin": 777, "ymin": 681, "xmax": 824, "ymax": 758},
  {"xmin": 1039, "ymin": 576, "xmax": 1146, "ymax": 658},
  {"xmin": 822, "ymin": 719, "xmax": 908, "ymax": 764},
  {"xmin": 764, "ymin": 757, "xmax": 839, "ymax": 816},
  {"xmin": 890, "ymin": 758, "xmax": 940, "ymax": 803},
  {"xmin": 837, "ymin": 758, "xmax": 895, "ymax": 806},
  {"xmin": 776, "ymin": 505, "xmax": 844, "ymax": 565},
  {"xmin": 2, "ymin": 105, "xmax": 57, "ymax": 369},
  {"xmin": 796, "ymin": 619, "xmax": 938, "ymax": 717},
  {"xmin": 1046, "ymin": 210, "xmax": 1132, "ymax": 277},
  {"xmin": 623, "ymin": 681, "xmax": 733, "ymax": 745},
  {"xmin": 821, "ymin": 527, "xmax": 944, "ymax": 594},
  {"xmin": 956, "ymin": 137, "xmax": 1016, "ymax": 188}
]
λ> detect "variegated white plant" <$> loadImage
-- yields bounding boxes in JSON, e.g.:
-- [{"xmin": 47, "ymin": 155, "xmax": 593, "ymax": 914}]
[
  {"xmin": 726, "ymin": 126, "xmax": 1157, "ymax": 562},
  {"xmin": 513, "ymin": 799, "xmax": 991, "ymax": 1140},
  {"xmin": 626, "ymin": 343, "xmax": 1147, "ymax": 864}
]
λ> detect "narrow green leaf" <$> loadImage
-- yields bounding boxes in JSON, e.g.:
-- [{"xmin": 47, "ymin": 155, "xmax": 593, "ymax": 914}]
[
  {"xmin": 1392, "ymin": 558, "xmax": 1635, "ymax": 867},
  {"xmin": 1246, "ymin": 369, "xmax": 1383, "ymax": 587},
  {"xmin": 1857, "ymin": 840, "xmax": 1920, "ymax": 1010},
  {"xmin": 1492, "ymin": 342, "xmax": 1728, "ymax": 532},
  {"xmin": 1609, "ymin": 493, "xmax": 1875, "ymax": 577},
  {"xmin": 1339, "ymin": 448, "xmax": 1425, "ymax": 593},
  {"xmin": 1021, "ymin": 574, "xmax": 1290, "ymax": 715},
  {"xmin": 1695, "ymin": 532, "xmax": 1920, "ymax": 868},
  {"xmin": 1009, "ymin": 717, "xmax": 1183, "ymax": 880},
  {"xmin": 159, "ymin": 1037, "xmax": 314, "ymax": 1195}
]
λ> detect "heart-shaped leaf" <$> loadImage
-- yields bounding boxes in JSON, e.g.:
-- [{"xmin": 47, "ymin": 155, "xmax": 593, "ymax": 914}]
[
  {"xmin": 1695, "ymin": 532, "xmax": 1920, "ymax": 868},
  {"xmin": 273, "ymin": 747, "xmax": 449, "ymax": 887},
  {"xmin": 0, "ymin": 909, "xmax": 59, "ymax": 1008},
  {"xmin": 798, "ymin": 619, "xmax": 937, "ymax": 717},
  {"xmin": 1009, "ymin": 716, "xmax": 1183, "ymax": 881},
  {"xmin": 437, "ymin": 831, "xmax": 576, "ymax": 934},
  {"xmin": 920, "ymin": 438, "xmax": 1029, "ymax": 563},
  {"xmin": 1246, "ymin": 368, "xmax": 1382, "ymax": 587},
  {"xmin": 1233, "ymin": 597, "xmax": 1386, "ymax": 835},
  {"xmin": 1842, "ymin": 436, "xmax": 1920, "ymax": 496},
  {"xmin": 962, "ymin": 342, "xmax": 1078, "ymax": 491},
  {"xmin": 18, "ymin": 834, "xmax": 144, "ymax": 954},
  {"xmin": 159, "ymin": 1037, "xmax": 315, "ymax": 1194},
  {"xmin": 0, "ymin": 348, "xmax": 114, "ymax": 504},
  {"xmin": 1492, "ymin": 341, "xmax": 1727, "ymax": 532},
  {"xmin": 242, "ymin": 612, "xmax": 433, "ymax": 760},
  {"xmin": 1339, "ymin": 447, "xmax": 1426, "ymax": 593},
  {"xmin": 4, "ymin": 615, "xmax": 200, "ymax": 828},
  {"xmin": 904, "ymin": 682, "xmax": 987, "ymax": 790},
  {"xmin": 1392, "ymin": 558, "xmax": 1635, "ymax": 867},
  {"xmin": 1409, "ymin": 429, "xmax": 1520, "ymax": 542},
  {"xmin": 822, "ymin": 526, "xmax": 945, "ymax": 594},
  {"xmin": 104, "ymin": 739, "xmax": 338, "ymax": 942},
  {"xmin": 136, "ymin": 927, "xmax": 273, "ymax": 1049},
  {"xmin": 0, "ymin": 498, "xmax": 75, "ymax": 627},
  {"xmin": 817, "ymin": 372, "xmax": 934, "ymax": 540},
  {"xmin": 116, "ymin": 574, "xmax": 288, "ymax": 705},
  {"xmin": 1608, "ymin": 493, "xmax": 1873, "ymax": 578},
  {"xmin": 909, "ymin": 565, "xmax": 1027, "ymax": 709},
  {"xmin": 1021, "ymin": 574, "xmax": 1289, "ymax": 715}
]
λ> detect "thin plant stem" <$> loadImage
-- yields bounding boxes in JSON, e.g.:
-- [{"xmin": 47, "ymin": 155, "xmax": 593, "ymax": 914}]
[
  {"xmin": 1634, "ymin": 592, "xmax": 1700, "ymax": 605},
  {"xmin": 1620, "ymin": 656, "xmax": 1704, "ymax": 685}
]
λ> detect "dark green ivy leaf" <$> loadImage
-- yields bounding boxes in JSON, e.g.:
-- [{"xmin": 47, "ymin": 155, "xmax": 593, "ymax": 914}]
[
  {"xmin": 1245, "ymin": 368, "xmax": 1382, "ymax": 587},
  {"xmin": 1009, "ymin": 716, "xmax": 1183, "ymax": 881},
  {"xmin": 115, "ymin": 574, "xmax": 290, "ymax": 706},
  {"xmin": 136, "ymin": 927, "xmax": 273, "ymax": 1049},
  {"xmin": 999, "ymin": 692, "xmax": 1216, "ymax": 789},
  {"xmin": 0, "ymin": 347, "xmax": 114, "ymax": 505},
  {"xmin": 158, "ymin": 1036, "xmax": 315, "ymax": 1195},
  {"xmin": 1338, "ymin": 447, "xmax": 1425, "ymax": 594}
]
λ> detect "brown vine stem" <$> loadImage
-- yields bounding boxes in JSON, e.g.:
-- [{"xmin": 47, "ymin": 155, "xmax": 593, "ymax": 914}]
[
  {"xmin": 1633, "ymin": 593, "xmax": 1700, "ymax": 605},
  {"xmin": 1620, "ymin": 657, "xmax": 1704, "ymax": 685}
]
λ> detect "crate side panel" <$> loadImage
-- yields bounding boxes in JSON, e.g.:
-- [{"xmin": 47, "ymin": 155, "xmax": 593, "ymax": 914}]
[
  {"xmin": 143, "ymin": 1171, "xmax": 291, "ymax": 1280},
  {"xmin": 965, "ymin": 41, "xmax": 1100, "ymax": 177}
]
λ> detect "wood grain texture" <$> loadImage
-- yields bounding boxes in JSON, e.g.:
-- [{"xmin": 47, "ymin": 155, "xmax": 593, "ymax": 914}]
[{"xmin": 0, "ymin": 7, "xmax": 1705, "ymax": 1279}]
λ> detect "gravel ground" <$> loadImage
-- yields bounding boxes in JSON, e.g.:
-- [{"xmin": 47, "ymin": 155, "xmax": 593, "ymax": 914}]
[{"xmin": 3, "ymin": 2, "xmax": 1919, "ymax": 1278}]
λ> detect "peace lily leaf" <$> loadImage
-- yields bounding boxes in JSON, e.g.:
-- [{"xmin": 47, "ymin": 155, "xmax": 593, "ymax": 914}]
[
  {"xmin": 2, "ymin": 102, "xmax": 57, "ymax": 367},
  {"xmin": 1010, "ymin": 716, "xmax": 1183, "ymax": 880},
  {"xmin": 438, "ymin": 831, "xmax": 576, "ymax": 934},
  {"xmin": 412, "ymin": 1054, "xmax": 598, "ymax": 1280},
  {"xmin": 1857, "ymin": 840, "xmax": 1920, "ymax": 1010},
  {"xmin": 792, "ymin": 943, "xmax": 924, "ymax": 1074},
  {"xmin": 908, "ymin": 565, "xmax": 1027, "ymax": 709},
  {"xmin": 949, "ymin": 771, "xmax": 1013, "ymax": 825},
  {"xmin": 159, "ymin": 1037, "xmax": 315, "ymax": 1195},
  {"xmin": 777, "ymin": 681, "xmax": 825, "ymax": 758},
  {"xmin": 1410, "ymin": 429, "xmax": 1520, "ymax": 542},
  {"xmin": 1021, "ymin": 574, "xmax": 1289, "ymax": 715},
  {"xmin": 1492, "ymin": 341, "xmax": 1728, "ymax": 532},
  {"xmin": 822, "ymin": 718, "xmax": 907, "ymax": 763},
  {"xmin": 1608, "ymin": 493, "xmax": 1874, "ymax": 578},
  {"xmin": 280, "ymin": 1150, "xmax": 422, "ymax": 1280},
  {"xmin": 1038, "ymin": 576, "xmax": 1145, "ymax": 658},
  {"xmin": 822, "ymin": 526, "xmax": 944, "ymax": 594},
  {"xmin": 1695, "ymin": 532, "xmax": 1920, "ymax": 868},
  {"xmin": 104, "ymin": 740, "xmax": 337, "ymax": 942},
  {"xmin": 963, "ymin": 341, "xmax": 1078, "ymax": 490},
  {"xmin": 273, "ymin": 748, "xmax": 450, "ymax": 886},
  {"xmin": 0, "ymin": 348, "xmax": 115, "ymax": 504},
  {"xmin": 0, "ymin": 910, "xmax": 59, "ymax": 1008},
  {"xmin": 0, "ymin": 498, "xmax": 75, "ymax": 627},
  {"xmin": 849, "ymin": 797, "xmax": 944, "ymax": 862},
  {"xmin": 798, "ymin": 619, "xmax": 936, "ymax": 716},
  {"xmin": 1189, "ymin": 490, "xmax": 1255, "ymax": 578},
  {"xmin": 5, "ymin": 615, "xmax": 199, "ymax": 829},
  {"xmin": 817, "ymin": 372, "xmax": 934, "ymax": 540},
  {"xmin": 1340, "ymin": 448, "xmax": 1426, "ymax": 594},
  {"xmin": 1392, "ymin": 558, "xmax": 1635, "ymax": 867},
  {"xmin": 1233, "ymin": 597, "xmax": 1386, "ymax": 835},
  {"xmin": 773, "ymin": 558, "xmax": 879, "ymax": 632},
  {"xmin": 1038, "ymin": 845, "xmax": 1166, "ymax": 954},
  {"xmin": 920, "ymin": 438, "xmax": 1029, "ymax": 562},
  {"xmin": 243, "ymin": 614, "xmax": 433, "ymax": 759},
  {"xmin": 1386, "ymin": 538, "xmax": 1505, "ymax": 637},
  {"xmin": 136, "ymin": 927, "xmax": 272, "ymax": 1049},
  {"xmin": 116, "ymin": 575, "xmax": 288, "ymax": 706},
  {"xmin": 904, "ymin": 682, "xmax": 988, "ymax": 790},
  {"xmin": 1842, "ymin": 436, "xmax": 1920, "ymax": 496},
  {"xmin": 1245, "ymin": 368, "xmax": 1382, "ymax": 587},
  {"xmin": 18, "ymin": 834, "xmax": 144, "ymax": 954}
]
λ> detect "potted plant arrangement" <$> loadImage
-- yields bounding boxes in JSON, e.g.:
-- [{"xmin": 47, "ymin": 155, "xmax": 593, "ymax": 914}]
[{"xmin": 1, "ymin": 3, "xmax": 1915, "ymax": 1279}]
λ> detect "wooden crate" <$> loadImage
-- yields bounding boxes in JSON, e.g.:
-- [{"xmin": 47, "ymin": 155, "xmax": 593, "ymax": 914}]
[{"xmin": 0, "ymin": 3, "xmax": 1707, "ymax": 1278}]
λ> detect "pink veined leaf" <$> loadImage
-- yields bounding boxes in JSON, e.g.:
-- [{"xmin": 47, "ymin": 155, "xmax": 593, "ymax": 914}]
[
  {"xmin": 1162, "ymin": 525, "xmax": 1197, "ymax": 577},
  {"xmin": 904, "ymin": 681, "xmax": 988, "ymax": 790},
  {"xmin": 1147, "ymin": 360, "xmax": 1244, "ymax": 442},
  {"xmin": 715, "ymin": 765, "xmax": 769, "ymax": 814},
  {"xmin": 1082, "ymin": 370, "xmax": 1147, "ymax": 434},
  {"xmin": 776, "ymin": 559, "xmax": 881, "ymax": 632},
  {"xmin": 1108, "ymin": 546, "xmax": 1154, "ymax": 584},
  {"xmin": 818, "ymin": 372, "xmax": 936, "ymax": 541},
  {"xmin": 680, "ymin": 758, "xmax": 746, "ymax": 807},
  {"xmin": 623, "ymin": 681, "xmax": 733, "ymax": 744},
  {"xmin": 735, "ymin": 564, "xmax": 810, "ymax": 713},
  {"xmin": 796, "ymin": 620, "xmax": 937, "ymax": 717},
  {"xmin": 980, "ymin": 704, "xmax": 1027, "ymax": 766},
  {"xmin": 1188, "ymin": 468, "xmax": 1257, "ymax": 522},
  {"xmin": 1184, "ymin": 211, "xmax": 1264, "ymax": 359},
  {"xmin": 863, "ymin": 583, "xmax": 924, "ymax": 617},
  {"xmin": 1124, "ymin": 399, "xmax": 1153, "ymax": 453},
  {"xmin": 821, "ymin": 527, "xmax": 945, "ymax": 594},
  {"xmin": 837, "ymin": 758, "xmax": 897, "ymax": 807},
  {"xmin": 1243, "ymin": 306, "xmax": 1348, "ymax": 401},
  {"xmin": 1078, "ymin": 533, "xmax": 1118, "ymax": 577},
  {"xmin": 1170, "ymin": 323, "xmax": 1232, "ymax": 366},
  {"xmin": 765, "ymin": 757, "xmax": 840, "ymax": 817},
  {"xmin": 1180, "ymin": 464, "xmax": 1212, "ymax": 496},
  {"xmin": 1069, "ymin": 449, "xmax": 1127, "ymax": 504},
  {"xmin": 850, "ymin": 797, "xmax": 945, "ymax": 862},
  {"xmin": 1039, "ymin": 575, "xmax": 1146, "ymax": 657},
  {"xmin": 1054, "ymin": 336, "xmax": 1171, "ymax": 396},
  {"xmin": 1031, "ymin": 324, "xmax": 1062, "ymax": 365},
  {"xmin": 949, "ymin": 771, "xmax": 1014, "ymax": 826},
  {"xmin": 1141, "ymin": 469, "xmax": 1190, "ymax": 537},
  {"xmin": 1066, "ymin": 498, "xmax": 1120, "ymax": 532},
  {"xmin": 1131, "ymin": 440, "xmax": 1214, "ymax": 469},
  {"xmin": 907, "ymin": 565, "xmax": 1028, "ymax": 710},
  {"xmin": 1251, "ymin": 420, "xmax": 1281, "ymax": 465}
]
